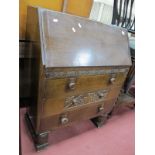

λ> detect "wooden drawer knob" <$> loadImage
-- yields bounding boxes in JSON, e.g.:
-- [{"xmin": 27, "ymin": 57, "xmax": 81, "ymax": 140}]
[
  {"xmin": 98, "ymin": 106, "xmax": 104, "ymax": 112},
  {"xmin": 68, "ymin": 78, "xmax": 76, "ymax": 90},
  {"xmin": 69, "ymin": 82, "xmax": 75, "ymax": 90},
  {"xmin": 61, "ymin": 117, "xmax": 69, "ymax": 124},
  {"xmin": 109, "ymin": 77, "xmax": 116, "ymax": 84}
]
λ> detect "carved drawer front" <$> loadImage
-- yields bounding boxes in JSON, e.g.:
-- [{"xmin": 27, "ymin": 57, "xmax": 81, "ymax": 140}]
[
  {"xmin": 43, "ymin": 86, "xmax": 121, "ymax": 117},
  {"xmin": 64, "ymin": 89, "xmax": 108, "ymax": 109},
  {"xmin": 40, "ymin": 98, "xmax": 117, "ymax": 131}
]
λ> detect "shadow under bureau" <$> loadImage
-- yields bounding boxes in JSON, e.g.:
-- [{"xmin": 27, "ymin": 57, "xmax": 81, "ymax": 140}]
[{"xmin": 25, "ymin": 6, "xmax": 131, "ymax": 150}]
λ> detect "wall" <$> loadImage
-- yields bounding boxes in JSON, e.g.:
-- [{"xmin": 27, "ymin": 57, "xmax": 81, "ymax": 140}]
[{"xmin": 19, "ymin": 0, "xmax": 93, "ymax": 40}]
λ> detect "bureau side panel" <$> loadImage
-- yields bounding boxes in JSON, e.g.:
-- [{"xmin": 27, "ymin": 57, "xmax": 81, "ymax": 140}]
[{"xmin": 26, "ymin": 7, "xmax": 43, "ymax": 132}]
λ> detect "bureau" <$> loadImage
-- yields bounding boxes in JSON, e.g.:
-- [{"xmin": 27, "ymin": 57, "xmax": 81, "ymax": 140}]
[{"xmin": 25, "ymin": 7, "xmax": 131, "ymax": 150}]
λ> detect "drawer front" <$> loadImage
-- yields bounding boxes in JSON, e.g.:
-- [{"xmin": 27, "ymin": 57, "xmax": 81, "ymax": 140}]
[
  {"xmin": 45, "ymin": 72, "xmax": 126, "ymax": 99},
  {"xmin": 43, "ymin": 86, "xmax": 121, "ymax": 117},
  {"xmin": 40, "ymin": 98, "xmax": 116, "ymax": 131},
  {"xmin": 43, "ymin": 72, "xmax": 126, "ymax": 116}
]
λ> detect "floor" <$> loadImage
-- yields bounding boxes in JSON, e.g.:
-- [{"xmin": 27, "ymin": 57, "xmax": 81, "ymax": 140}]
[{"xmin": 20, "ymin": 108, "xmax": 134, "ymax": 155}]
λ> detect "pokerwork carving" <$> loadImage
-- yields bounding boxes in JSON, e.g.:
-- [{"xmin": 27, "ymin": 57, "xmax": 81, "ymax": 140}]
[
  {"xmin": 64, "ymin": 89, "xmax": 109, "ymax": 109},
  {"xmin": 46, "ymin": 69, "xmax": 128, "ymax": 79}
]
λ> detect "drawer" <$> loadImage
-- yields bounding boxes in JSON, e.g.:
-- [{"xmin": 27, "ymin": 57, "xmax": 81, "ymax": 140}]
[
  {"xmin": 40, "ymin": 98, "xmax": 116, "ymax": 131},
  {"xmin": 43, "ymin": 86, "xmax": 121, "ymax": 117},
  {"xmin": 45, "ymin": 72, "xmax": 126, "ymax": 99}
]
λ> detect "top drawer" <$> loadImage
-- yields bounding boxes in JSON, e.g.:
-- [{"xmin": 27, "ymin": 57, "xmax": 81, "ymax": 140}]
[{"xmin": 45, "ymin": 71, "xmax": 127, "ymax": 99}]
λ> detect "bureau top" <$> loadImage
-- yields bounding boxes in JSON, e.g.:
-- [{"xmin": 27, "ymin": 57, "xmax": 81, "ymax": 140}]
[{"xmin": 27, "ymin": 7, "xmax": 132, "ymax": 68}]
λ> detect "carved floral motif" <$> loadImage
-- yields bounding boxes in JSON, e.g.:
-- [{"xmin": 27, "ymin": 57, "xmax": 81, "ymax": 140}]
[{"xmin": 64, "ymin": 89, "xmax": 108, "ymax": 109}]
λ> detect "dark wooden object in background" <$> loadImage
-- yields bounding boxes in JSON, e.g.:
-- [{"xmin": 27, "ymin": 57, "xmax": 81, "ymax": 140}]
[
  {"xmin": 111, "ymin": 41, "xmax": 135, "ymax": 114},
  {"xmin": 24, "ymin": 7, "xmax": 131, "ymax": 151},
  {"xmin": 111, "ymin": 93, "xmax": 135, "ymax": 115},
  {"xmin": 109, "ymin": 0, "xmax": 135, "ymax": 112},
  {"xmin": 124, "ymin": 55, "xmax": 135, "ymax": 93},
  {"xmin": 125, "ymin": 38, "xmax": 135, "ymax": 94},
  {"xmin": 112, "ymin": 0, "xmax": 135, "ymax": 34},
  {"xmin": 19, "ymin": 41, "xmax": 33, "ymax": 107}
]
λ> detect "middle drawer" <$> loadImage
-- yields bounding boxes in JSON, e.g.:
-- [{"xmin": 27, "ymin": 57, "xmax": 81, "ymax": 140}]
[{"xmin": 43, "ymin": 84, "xmax": 122, "ymax": 117}]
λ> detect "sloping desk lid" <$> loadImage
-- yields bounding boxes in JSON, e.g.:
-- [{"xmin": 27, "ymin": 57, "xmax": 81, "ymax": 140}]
[{"xmin": 38, "ymin": 8, "xmax": 131, "ymax": 68}]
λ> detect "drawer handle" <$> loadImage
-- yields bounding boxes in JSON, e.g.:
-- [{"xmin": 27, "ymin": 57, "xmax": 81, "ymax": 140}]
[
  {"xmin": 98, "ymin": 106, "xmax": 104, "ymax": 112},
  {"xmin": 69, "ymin": 82, "xmax": 75, "ymax": 90},
  {"xmin": 109, "ymin": 77, "xmax": 116, "ymax": 84},
  {"xmin": 98, "ymin": 92, "xmax": 105, "ymax": 98},
  {"xmin": 68, "ymin": 78, "xmax": 76, "ymax": 90},
  {"xmin": 61, "ymin": 117, "xmax": 69, "ymax": 124}
]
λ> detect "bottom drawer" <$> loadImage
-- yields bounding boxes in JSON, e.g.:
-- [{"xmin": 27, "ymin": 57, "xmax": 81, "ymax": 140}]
[{"xmin": 40, "ymin": 98, "xmax": 117, "ymax": 131}]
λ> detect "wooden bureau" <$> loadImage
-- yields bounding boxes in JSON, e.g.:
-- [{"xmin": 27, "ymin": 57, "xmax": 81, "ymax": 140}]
[{"xmin": 25, "ymin": 7, "xmax": 131, "ymax": 150}]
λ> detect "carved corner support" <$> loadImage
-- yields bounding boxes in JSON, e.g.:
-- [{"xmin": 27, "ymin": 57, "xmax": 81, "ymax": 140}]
[
  {"xmin": 25, "ymin": 112, "xmax": 49, "ymax": 151},
  {"xmin": 91, "ymin": 114, "xmax": 108, "ymax": 128}
]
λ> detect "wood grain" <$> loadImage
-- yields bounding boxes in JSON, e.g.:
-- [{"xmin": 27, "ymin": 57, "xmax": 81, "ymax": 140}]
[{"xmin": 25, "ymin": 7, "xmax": 131, "ymax": 147}]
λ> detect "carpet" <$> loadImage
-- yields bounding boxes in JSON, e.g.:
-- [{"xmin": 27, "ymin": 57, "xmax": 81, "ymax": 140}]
[{"xmin": 20, "ymin": 108, "xmax": 134, "ymax": 155}]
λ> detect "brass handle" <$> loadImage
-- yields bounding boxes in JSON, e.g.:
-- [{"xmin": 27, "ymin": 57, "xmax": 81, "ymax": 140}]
[
  {"xmin": 109, "ymin": 77, "xmax": 116, "ymax": 84},
  {"xmin": 61, "ymin": 117, "xmax": 69, "ymax": 124}
]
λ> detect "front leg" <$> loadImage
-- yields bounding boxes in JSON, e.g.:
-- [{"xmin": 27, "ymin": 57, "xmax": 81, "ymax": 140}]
[
  {"xmin": 91, "ymin": 114, "xmax": 108, "ymax": 128},
  {"xmin": 25, "ymin": 112, "xmax": 49, "ymax": 151},
  {"xmin": 35, "ymin": 132, "xmax": 49, "ymax": 151}
]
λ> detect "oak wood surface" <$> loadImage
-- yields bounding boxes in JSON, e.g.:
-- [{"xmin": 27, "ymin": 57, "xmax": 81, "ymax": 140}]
[
  {"xmin": 40, "ymin": 98, "xmax": 117, "ymax": 131},
  {"xmin": 32, "ymin": 7, "xmax": 132, "ymax": 67},
  {"xmin": 43, "ymin": 84, "xmax": 122, "ymax": 117},
  {"xmin": 25, "ymin": 7, "xmax": 131, "ymax": 147}
]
